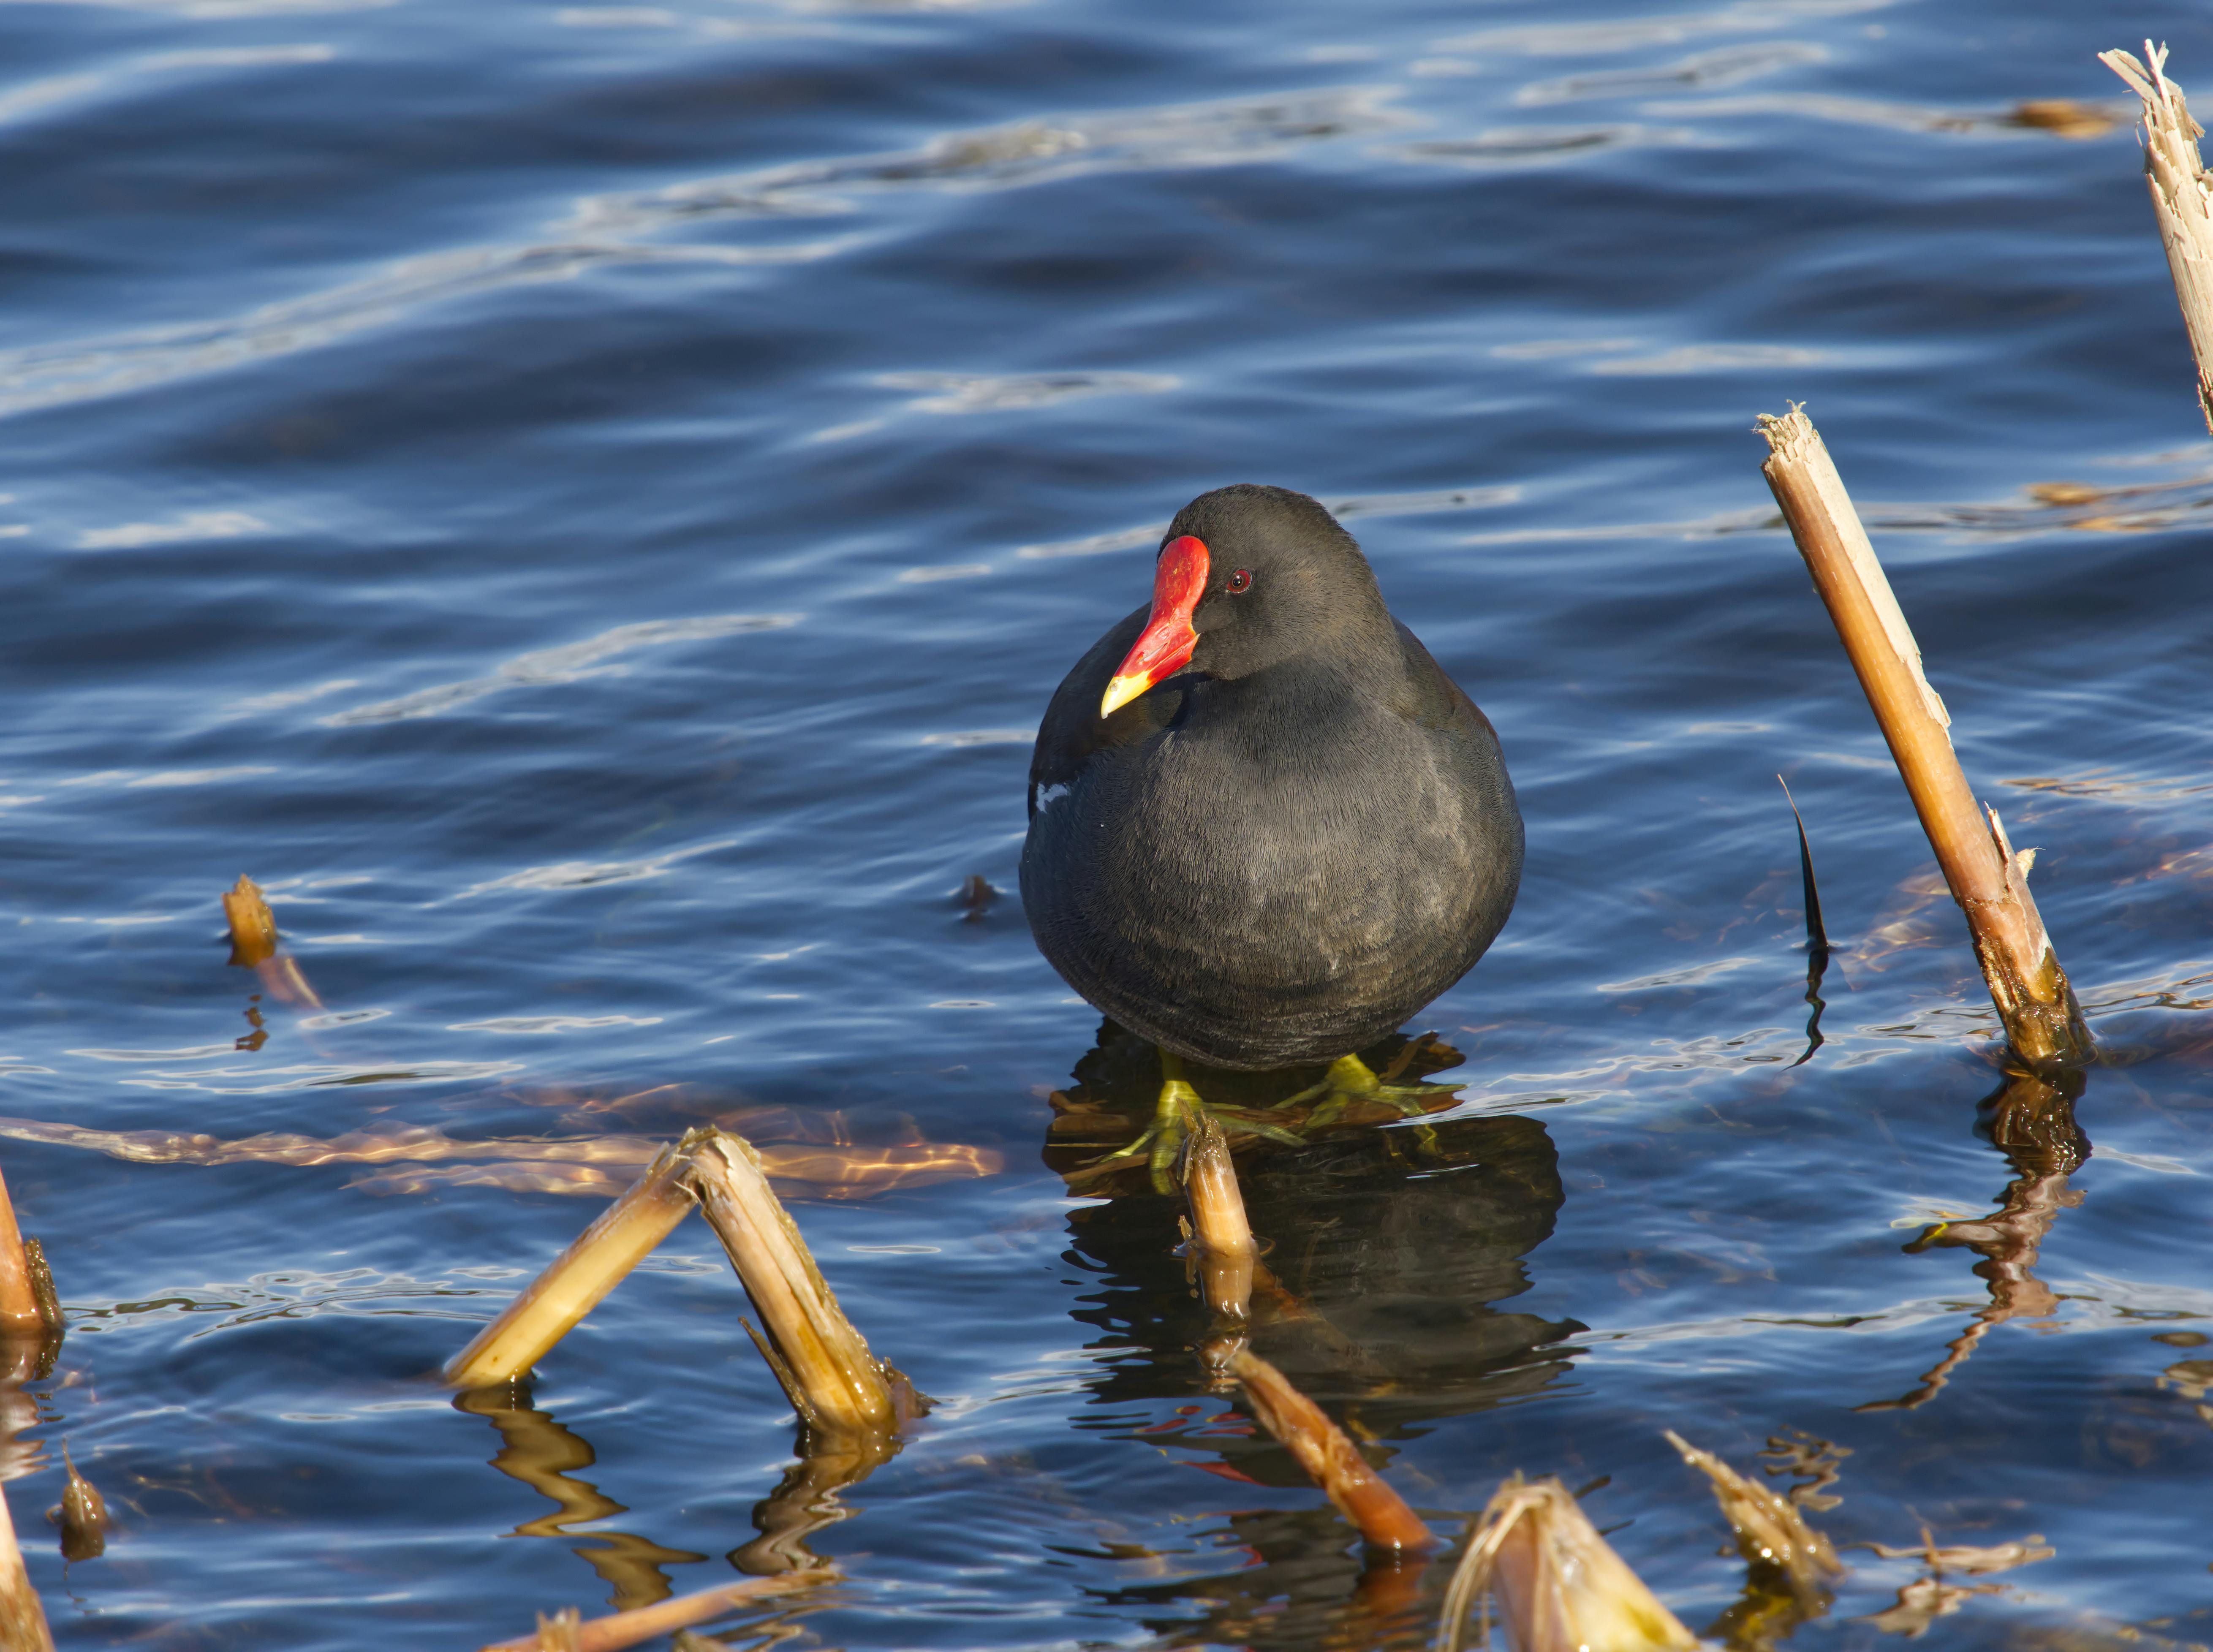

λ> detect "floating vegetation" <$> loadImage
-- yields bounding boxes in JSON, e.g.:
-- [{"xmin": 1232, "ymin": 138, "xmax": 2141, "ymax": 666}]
[
  {"xmin": 2006, "ymin": 98, "xmax": 2121, "ymax": 140},
  {"xmin": 955, "ymin": 873, "xmax": 998, "ymax": 921},
  {"xmin": 472, "ymin": 1569, "xmax": 834, "ymax": 1652},
  {"xmin": 0, "ymin": 1114, "xmax": 1000, "ymax": 1200}
]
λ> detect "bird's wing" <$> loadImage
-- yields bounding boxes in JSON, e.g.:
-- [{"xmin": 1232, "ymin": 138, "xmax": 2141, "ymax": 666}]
[
  {"xmin": 1389, "ymin": 617, "xmax": 1498, "ymax": 740},
  {"xmin": 1028, "ymin": 603, "xmax": 1184, "ymax": 809}
]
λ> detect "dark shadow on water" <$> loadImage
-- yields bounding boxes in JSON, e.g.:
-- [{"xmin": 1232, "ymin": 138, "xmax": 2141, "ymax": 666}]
[{"xmin": 1039, "ymin": 1022, "xmax": 1582, "ymax": 1650}]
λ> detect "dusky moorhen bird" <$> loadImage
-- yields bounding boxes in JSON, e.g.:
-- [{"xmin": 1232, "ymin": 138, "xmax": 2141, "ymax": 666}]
[{"xmin": 1021, "ymin": 484, "xmax": 1522, "ymax": 1181}]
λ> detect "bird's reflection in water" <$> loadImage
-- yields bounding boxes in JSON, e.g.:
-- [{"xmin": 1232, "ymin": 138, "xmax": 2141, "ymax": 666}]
[
  {"xmin": 1098, "ymin": 1509, "xmax": 1435, "ymax": 1652},
  {"xmin": 1042, "ymin": 1022, "xmax": 1581, "ymax": 1649},
  {"xmin": 453, "ymin": 1382, "xmax": 706, "ymax": 1609},
  {"xmin": 1860, "ymin": 1065, "xmax": 2091, "ymax": 1413}
]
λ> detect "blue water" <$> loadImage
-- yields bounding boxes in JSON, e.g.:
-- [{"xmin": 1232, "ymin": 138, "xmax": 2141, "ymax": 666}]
[{"xmin": 3, "ymin": 0, "xmax": 2213, "ymax": 1645}]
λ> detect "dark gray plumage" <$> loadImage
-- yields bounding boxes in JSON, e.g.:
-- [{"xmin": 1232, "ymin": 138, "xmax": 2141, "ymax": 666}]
[{"xmin": 1020, "ymin": 484, "xmax": 1522, "ymax": 1069}]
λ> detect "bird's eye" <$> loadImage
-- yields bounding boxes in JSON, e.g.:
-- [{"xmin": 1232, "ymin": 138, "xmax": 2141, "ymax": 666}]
[{"xmin": 1226, "ymin": 568, "xmax": 1252, "ymax": 595}]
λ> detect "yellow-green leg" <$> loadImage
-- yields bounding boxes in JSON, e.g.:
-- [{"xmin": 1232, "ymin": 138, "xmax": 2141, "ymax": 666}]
[
  {"xmin": 1093, "ymin": 1049, "xmax": 1306, "ymax": 1193},
  {"xmin": 1279, "ymin": 1052, "xmax": 1460, "ymax": 1130}
]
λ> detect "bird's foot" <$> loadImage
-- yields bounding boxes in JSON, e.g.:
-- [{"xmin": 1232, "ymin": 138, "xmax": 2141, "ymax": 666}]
[
  {"xmin": 1278, "ymin": 1052, "xmax": 1460, "ymax": 1131},
  {"xmin": 1091, "ymin": 1052, "xmax": 1308, "ymax": 1194}
]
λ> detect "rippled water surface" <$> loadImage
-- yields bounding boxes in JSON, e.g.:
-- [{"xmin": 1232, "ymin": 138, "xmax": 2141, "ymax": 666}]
[{"xmin": 5, "ymin": 0, "xmax": 2213, "ymax": 1646}]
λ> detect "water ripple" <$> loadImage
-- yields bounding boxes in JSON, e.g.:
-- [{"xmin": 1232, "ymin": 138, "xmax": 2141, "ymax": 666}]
[
  {"xmin": 560, "ymin": 85, "xmax": 1412, "ymax": 239},
  {"xmin": 323, "ymin": 613, "xmax": 798, "ymax": 726},
  {"xmin": 0, "ymin": 239, "xmax": 857, "ymax": 421}
]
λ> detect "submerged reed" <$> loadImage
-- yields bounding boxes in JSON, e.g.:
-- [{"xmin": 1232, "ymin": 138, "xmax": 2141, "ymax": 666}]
[
  {"xmin": 1229, "ymin": 1348, "xmax": 1434, "ymax": 1554},
  {"xmin": 474, "ymin": 1570, "xmax": 833, "ymax": 1652}
]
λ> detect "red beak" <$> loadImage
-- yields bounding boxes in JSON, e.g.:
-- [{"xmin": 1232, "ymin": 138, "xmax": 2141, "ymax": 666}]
[{"xmin": 1101, "ymin": 535, "xmax": 1209, "ymax": 718}]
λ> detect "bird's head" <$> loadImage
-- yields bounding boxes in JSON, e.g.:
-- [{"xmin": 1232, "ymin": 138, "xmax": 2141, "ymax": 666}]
[{"xmin": 1099, "ymin": 484, "xmax": 1388, "ymax": 719}]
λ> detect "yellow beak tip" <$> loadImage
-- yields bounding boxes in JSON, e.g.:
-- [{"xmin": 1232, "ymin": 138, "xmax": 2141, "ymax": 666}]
[{"xmin": 1100, "ymin": 674, "xmax": 1148, "ymax": 719}]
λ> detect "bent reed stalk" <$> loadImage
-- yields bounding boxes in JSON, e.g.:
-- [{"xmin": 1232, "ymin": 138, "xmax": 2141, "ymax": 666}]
[
  {"xmin": 444, "ymin": 1131, "xmax": 709, "ymax": 1388},
  {"xmin": 443, "ymin": 1125, "xmax": 916, "ymax": 1455},
  {"xmin": 1758, "ymin": 405, "xmax": 2091, "ymax": 1069},
  {"xmin": 688, "ymin": 1131, "xmax": 917, "ymax": 1441}
]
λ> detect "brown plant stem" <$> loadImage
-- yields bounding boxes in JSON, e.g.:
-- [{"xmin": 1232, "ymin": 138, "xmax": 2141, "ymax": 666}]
[
  {"xmin": 222, "ymin": 875, "xmax": 322, "ymax": 1008},
  {"xmin": 1758, "ymin": 405, "xmax": 2091, "ymax": 1069},
  {"xmin": 0, "ymin": 1165, "xmax": 50, "ymax": 1338},
  {"xmin": 444, "ymin": 1132, "xmax": 707, "ymax": 1388},
  {"xmin": 688, "ymin": 1131, "xmax": 919, "ymax": 1443},
  {"xmin": 0, "ymin": 1478, "xmax": 53, "ymax": 1652},
  {"xmin": 1229, "ymin": 1349, "xmax": 1434, "ymax": 1554},
  {"xmin": 473, "ymin": 1568, "xmax": 834, "ymax": 1652}
]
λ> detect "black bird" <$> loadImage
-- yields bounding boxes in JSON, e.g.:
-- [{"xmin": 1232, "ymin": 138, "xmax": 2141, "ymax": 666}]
[{"xmin": 1021, "ymin": 484, "xmax": 1522, "ymax": 1179}]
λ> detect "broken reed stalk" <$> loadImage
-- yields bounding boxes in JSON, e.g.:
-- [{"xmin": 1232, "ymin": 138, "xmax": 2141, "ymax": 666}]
[
  {"xmin": 2101, "ymin": 43, "xmax": 2213, "ymax": 435},
  {"xmin": 1180, "ymin": 1114, "xmax": 1255, "ymax": 1326},
  {"xmin": 0, "ymin": 1480, "xmax": 54, "ymax": 1652},
  {"xmin": 0, "ymin": 1163, "xmax": 56, "ymax": 1338},
  {"xmin": 444, "ymin": 1131, "xmax": 708, "ymax": 1388},
  {"xmin": 1758, "ymin": 406, "xmax": 2092, "ymax": 1069},
  {"xmin": 57, "ymin": 1443, "xmax": 107, "ymax": 1562},
  {"xmin": 1229, "ymin": 1349, "xmax": 1434, "ymax": 1554},
  {"xmin": 474, "ymin": 1567, "xmax": 835, "ymax": 1652},
  {"xmin": 688, "ymin": 1131, "xmax": 916, "ymax": 1441},
  {"xmin": 222, "ymin": 875, "xmax": 322, "ymax": 1008},
  {"xmin": 1439, "ymin": 1476, "xmax": 1695, "ymax": 1652}
]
